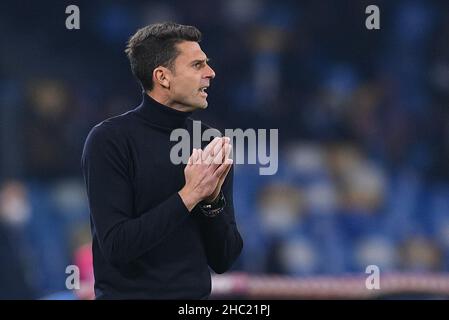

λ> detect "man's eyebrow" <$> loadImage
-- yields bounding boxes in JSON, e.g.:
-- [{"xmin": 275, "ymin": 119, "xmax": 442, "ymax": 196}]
[{"xmin": 191, "ymin": 58, "xmax": 211, "ymax": 64}]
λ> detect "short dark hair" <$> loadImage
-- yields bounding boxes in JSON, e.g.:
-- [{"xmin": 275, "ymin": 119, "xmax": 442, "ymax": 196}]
[{"xmin": 125, "ymin": 22, "xmax": 202, "ymax": 91}]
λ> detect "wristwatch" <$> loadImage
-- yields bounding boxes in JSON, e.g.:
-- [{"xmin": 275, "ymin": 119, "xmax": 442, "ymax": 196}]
[{"xmin": 198, "ymin": 191, "xmax": 226, "ymax": 217}]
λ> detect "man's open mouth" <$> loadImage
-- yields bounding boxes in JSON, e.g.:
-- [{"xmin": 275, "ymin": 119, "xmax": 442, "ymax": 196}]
[{"xmin": 199, "ymin": 86, "xmax": 208, "ymax": 96}]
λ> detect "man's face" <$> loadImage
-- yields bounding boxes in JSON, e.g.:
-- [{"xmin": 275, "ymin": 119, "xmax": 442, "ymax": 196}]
[{"xmin": 167, "ymin": 41, "xmax": 216, "ymax": 110}]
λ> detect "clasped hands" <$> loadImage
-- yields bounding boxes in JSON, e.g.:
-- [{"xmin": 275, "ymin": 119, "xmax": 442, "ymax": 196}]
[{"xmin": 178, "ymin": 137, "xmax": 233, "ymax": 212}]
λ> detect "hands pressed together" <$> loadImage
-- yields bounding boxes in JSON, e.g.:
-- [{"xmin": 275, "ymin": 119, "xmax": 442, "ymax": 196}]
[{"xmin": 178, "ymin": 137, "xmax": 233, "ymax": 212}]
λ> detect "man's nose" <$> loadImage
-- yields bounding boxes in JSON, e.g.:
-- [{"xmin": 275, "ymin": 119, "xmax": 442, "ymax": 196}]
[{"xmin": 205, "ymin": 65, "xmax": 216, "ymax": 79}]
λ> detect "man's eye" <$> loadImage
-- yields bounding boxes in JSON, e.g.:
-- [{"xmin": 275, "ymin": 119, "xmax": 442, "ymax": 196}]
[{"xmin": 194, "ymin": 63, "xmax": 202, "ymax": 68}]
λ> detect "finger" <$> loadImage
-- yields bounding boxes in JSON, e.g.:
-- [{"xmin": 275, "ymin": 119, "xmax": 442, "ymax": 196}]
[
  {"xmin": 204, "ymin": 151, "xmax": 215, "ymax": 165},
  {"xmin": 224, "ymin": 144, "xmax": 232, "ymax": 161},
  {"xmin": 194, "ymin": 149, "xmax": 203, "ymax": 164},
  {"xmin": 218, "ymin": 159, "xmax": 233, "ymax": 180},
  {"xmin": 212, "ymin": 138, "xmax": 229, "ymax": 165},
  {"xmin": 203, "ymin": 137, "xmax": 222, "ymax": 159},
  {"xmin": 213, "ymin": 140, "xmax": 224, "ymax": 163},
  {"xmin": 210, "ymin": 143, "xmax": 231, "ymax": 170},
  {"xmin": 205, "ymin": 141, "xmax": 224, "ymax": 166},
  {"xmin": 215, "ymin": 163, "xmax": 232, "ymax": 183},
  {"xmin": 222, "ymin": 138, "xmax": 231, "ymax": 162},
  {"xmin": 187, "ymin": 148, "xmax": 196, "ymax": 165},
  {"xmin": 214, "ymin": 158, "xmax": 233, "ymax": 178},
  {"xmin": 193, "ymin": 149, "xmax": 200, "ymax": 163},
  {"xmin": 212, "ymin": 143, "xmax": 225, "ymax": 165},
  {"xmin": 211, "ymin": 141, "xmax": 229, "ymax": 167}
]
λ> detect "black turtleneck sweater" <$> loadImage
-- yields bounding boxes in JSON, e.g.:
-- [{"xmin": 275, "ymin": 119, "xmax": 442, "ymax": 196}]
[{"xmin": 81, "ymin": 93, "xmax": 243, "ymax": 299}]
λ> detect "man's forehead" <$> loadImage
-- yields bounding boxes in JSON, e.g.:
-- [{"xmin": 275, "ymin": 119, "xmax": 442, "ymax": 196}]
[{"xmin": 175, "ymin": 41, "xmax": 207, "ymax": 62}]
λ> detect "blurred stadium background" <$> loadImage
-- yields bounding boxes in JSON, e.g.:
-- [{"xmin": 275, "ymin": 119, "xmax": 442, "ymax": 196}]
[{"xmin": 1, "ymin": 0, "xmax": 449, "ymax": 299}]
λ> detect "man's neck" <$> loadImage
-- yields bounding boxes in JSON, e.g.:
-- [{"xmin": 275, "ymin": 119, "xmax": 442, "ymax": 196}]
[{"xmin": 146, "ymin": 90, "xmax": 194, "ymax": 113}]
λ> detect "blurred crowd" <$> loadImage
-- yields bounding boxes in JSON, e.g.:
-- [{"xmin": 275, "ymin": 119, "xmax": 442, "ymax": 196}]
[{"xmin": 1, "ymin": 0, "xmax": 449, "ymax": 299}]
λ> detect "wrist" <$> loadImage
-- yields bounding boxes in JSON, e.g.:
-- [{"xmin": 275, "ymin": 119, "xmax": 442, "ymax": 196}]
[
  {"xmin": 198, "ymin": 191, "xmax": 226, "ymax": 218},
  {"xmin": 204, "ymin": 192, "xmax": 220, "ymax": 205},
  {"xmin": 178, "ymin": 187, "xmax": 201, "ymax": 212}
]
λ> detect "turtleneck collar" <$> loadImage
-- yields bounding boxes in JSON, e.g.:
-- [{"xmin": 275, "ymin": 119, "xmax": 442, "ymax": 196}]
[{"xmin": 134, "ymin": 91, "xmax": 193, "ymax": 130}]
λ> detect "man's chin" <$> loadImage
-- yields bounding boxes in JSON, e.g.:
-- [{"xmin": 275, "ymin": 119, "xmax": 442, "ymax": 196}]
[
  {"xmin": 186, "ymin": 98, "xmax": 208, "ymax": 111},
  {"xmin": 197, "ymin": 100, "xmax": 208, "ymax": 109}
]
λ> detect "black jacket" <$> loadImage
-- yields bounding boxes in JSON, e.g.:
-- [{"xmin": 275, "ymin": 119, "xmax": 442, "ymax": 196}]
[{"xmin": 81, "ymin": 93, "xmax": 243, "ymax": 299}]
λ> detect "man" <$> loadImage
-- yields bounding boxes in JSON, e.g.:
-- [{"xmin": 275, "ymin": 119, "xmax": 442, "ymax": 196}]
[{"xmin": 81, "ymin": 22, "xmax": 243, "ymax": 299}]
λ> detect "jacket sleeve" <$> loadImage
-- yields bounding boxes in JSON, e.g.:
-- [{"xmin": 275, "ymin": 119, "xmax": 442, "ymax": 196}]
[
  {"xmin": 194, "ymin": 164, "xmax": 243, "ymax": 274},
  {"xmin": 81, "ymin": 123, "xmax": 190, "ymax": 267}
]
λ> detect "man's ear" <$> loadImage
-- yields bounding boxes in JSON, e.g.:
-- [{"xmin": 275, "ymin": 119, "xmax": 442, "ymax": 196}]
[{"xmin": 153, "ymin": 67, "xmax": 171, "ymax": 89}]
